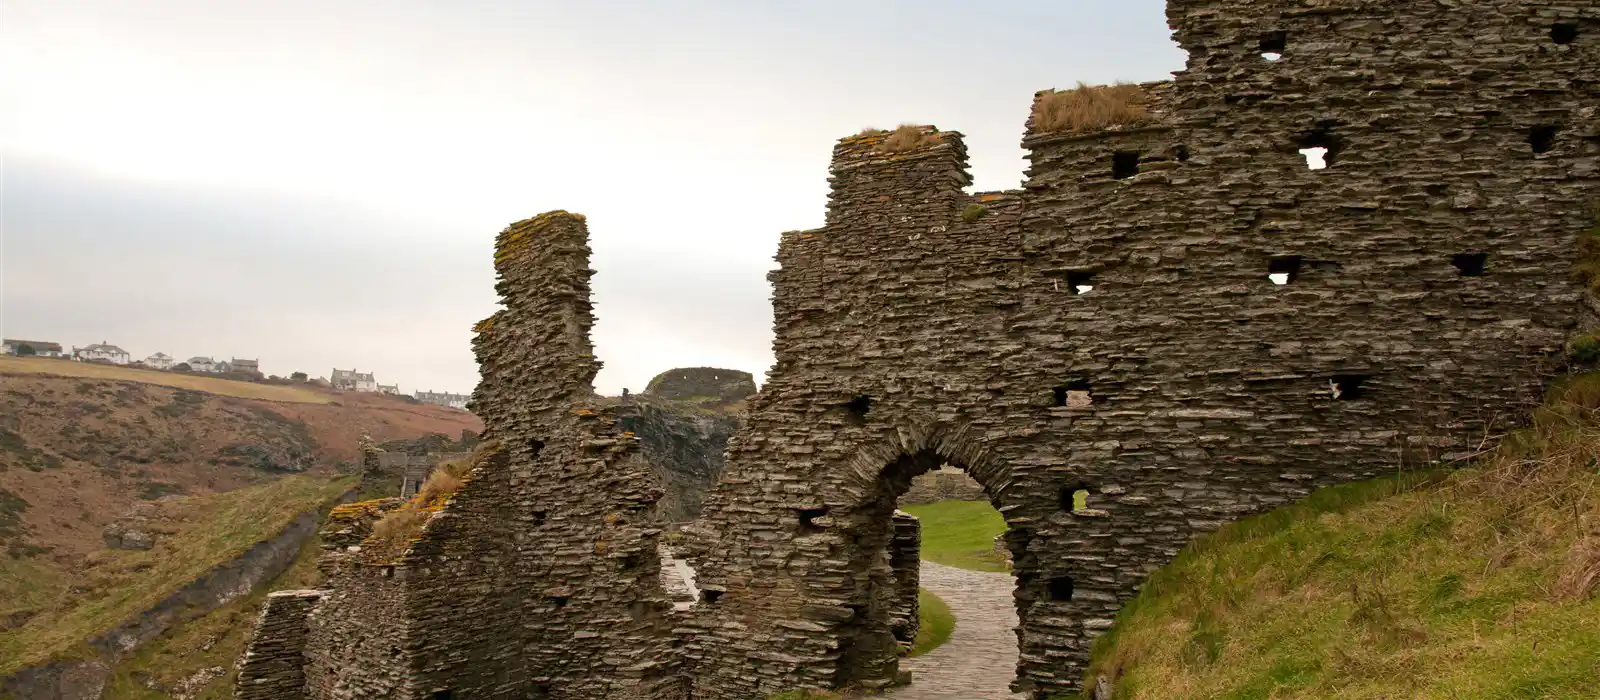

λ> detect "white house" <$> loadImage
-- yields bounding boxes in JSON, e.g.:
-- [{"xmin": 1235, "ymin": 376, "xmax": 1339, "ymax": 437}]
[
  {"xmin": 377, "ymin": 384, "xmax": 399, "ymax": 395},
  {"xmin": 186, "ymin": 356, "xmax": 217, "ymax": 373},
  {"xmin": 76, "ymin": 342, "xmax": 131, "ymax": 365},
  {"xmin": 2, "ymin": 339, "xmax": 63, "ymax": 357},
  {"xmin": 416, "ymin": 390, "xmax": 471, "ymax": 410},
  {"xmin": 143, "ymin": 352, "xmax": 174, "ymax": 370},
  {"xmin": 331, "ymin": 368, "xmax": 378, "ymax": 392}
]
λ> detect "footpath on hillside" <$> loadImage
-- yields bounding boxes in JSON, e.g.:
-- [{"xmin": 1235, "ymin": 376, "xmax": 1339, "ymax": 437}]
[{"xmin": 888, "ymin": 561, "xmax": 1025, "ymax": 700}]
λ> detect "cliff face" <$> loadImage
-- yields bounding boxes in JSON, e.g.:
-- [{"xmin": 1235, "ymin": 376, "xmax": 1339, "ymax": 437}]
[{"xmin": 616, "ymin": 397, "xmax": 741, "ymax": 521}]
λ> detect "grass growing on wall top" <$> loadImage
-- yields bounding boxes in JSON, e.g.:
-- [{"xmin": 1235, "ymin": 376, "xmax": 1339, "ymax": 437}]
[
  {"xmin": 911, "ymin": 588, "xmax": 955, "ymax": 657},
  {"xmin": 0, "ymin": 475, "xmax": 352, "ymax": 676},
  {"xmin": 901, "ymin": 500, "xmax": 1009, "ymax": 573},
  {"xmin": 1088, "ymin": 373, "xmax": 1600, "ymax": 699}
]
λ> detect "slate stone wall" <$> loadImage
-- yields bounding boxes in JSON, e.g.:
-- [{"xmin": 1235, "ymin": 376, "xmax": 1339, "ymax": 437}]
[
  {"xmin": 236, "ymin": 590, "xmax": 323, "ymax": 700},
  {"xmin": 901, "ymin": 466, "xmax": 988, "ymax": 505},
  {"xmin": 684, "ymin": 2, "xmax": 1598, "ymax": 697}
]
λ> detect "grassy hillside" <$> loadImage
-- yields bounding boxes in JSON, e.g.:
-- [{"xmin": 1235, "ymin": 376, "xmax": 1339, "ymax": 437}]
[
  {"xmin": 1086, "ymin": 375, "xmax": 1600, "ymax": 699},
  {"xmin": 102, "ymin": 531, "xmax": 327, "ymax": 700},
  {"xmin": 0, "ymin": 475, "xmax": 351, "ymax": 677},
  {"xmin": 902, "ymin": 500, "xmax": 1009, "ymax": 572},
  {"xmin": 0, "ymin": 356, "xmax": 331, "ymax": 404}
]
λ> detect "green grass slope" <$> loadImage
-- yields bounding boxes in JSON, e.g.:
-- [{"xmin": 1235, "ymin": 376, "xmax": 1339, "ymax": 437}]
[
  {"xmin": 1087, "ymin": 375, "xmax": 1600, "ymax": 700},
  {"xmin": 102, "ymin": 532, "xmax": 326, "ymax": 699},
  {"xmin": 902, "ymin": 500, "xmax": 1009, "ymax": 572},
  {"xmin": 0, "ymin": 475, "xmax": 351, "ymax": 677},
  {"xmin": 912, "ymin": 588, "xmax": 955, "ymax": 657}
]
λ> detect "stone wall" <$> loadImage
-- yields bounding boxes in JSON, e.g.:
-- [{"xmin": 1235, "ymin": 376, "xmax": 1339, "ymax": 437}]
[
  {"xmin": 236, "ymin": 590, "xmax": 323, "ymax": 700},
  {"xmin": 249, "ymin": 213, "xmax": 685, "ymax": 700},
  {"xmin": 236, "ymin": 3, "xmax": 1598, "ymax": 698},
  {"xmin": 683, "ymin": 1, "xmax": 1598, "ymax": 697},
  {"xmin": 887, "ymin": 512, "xmax": 921, "ymax": 652},
  {"xmin": 900, "ymin": 466, "xmax": 987, "ymax": 505}
]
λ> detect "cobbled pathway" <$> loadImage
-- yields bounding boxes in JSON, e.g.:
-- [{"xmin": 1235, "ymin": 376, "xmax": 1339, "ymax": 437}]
[{"xmin": 887, "ymin": 561, "xmax": 1026, "ymax": 700}]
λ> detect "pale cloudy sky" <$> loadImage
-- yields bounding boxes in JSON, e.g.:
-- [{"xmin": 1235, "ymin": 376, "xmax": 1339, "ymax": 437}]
[{"xmin": 1, "ymin": 0, "xmax": 1185, "ymax": 396}]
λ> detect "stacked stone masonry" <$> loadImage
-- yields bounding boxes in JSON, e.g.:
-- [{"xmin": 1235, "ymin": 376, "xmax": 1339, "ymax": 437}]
[
  {"xmin": 235, "ymin": 590, "xmax": 323, "ymax": 700},
  {"xmin": 236, "ymin": 1, "xmax": 1599, "ymax": 698},
  {"xmin": 686, "ymin": 1, "xmax": 1598, "ymax": 697}
]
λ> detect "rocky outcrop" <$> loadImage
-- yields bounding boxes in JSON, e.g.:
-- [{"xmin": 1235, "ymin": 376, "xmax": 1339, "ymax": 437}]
[
  {"xmin": 617, "ymin": 395, "xmax": 741, "ymax": 521},
  {"xmin": 641, "ymin": 367, "xmax": 756, "ymax": 406}
]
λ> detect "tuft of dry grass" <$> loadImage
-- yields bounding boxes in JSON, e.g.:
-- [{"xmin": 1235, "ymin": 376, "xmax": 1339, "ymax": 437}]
[
  {"xmin": 877, "ymin": 124, "xmax": 942, "ymax": 153},
  {"xmin": 1031, "ymin": 82, "xmax": 1150, "ymax": 134},
  {"xmin": 364, "ymin": 442, "xmax": 498, "ymax": 561}
]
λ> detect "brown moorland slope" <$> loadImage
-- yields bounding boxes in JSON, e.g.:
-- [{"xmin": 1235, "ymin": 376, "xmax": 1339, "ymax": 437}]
[{"xmin": 0, "ymin": 369, "xmax": 480, "ymax": 568}]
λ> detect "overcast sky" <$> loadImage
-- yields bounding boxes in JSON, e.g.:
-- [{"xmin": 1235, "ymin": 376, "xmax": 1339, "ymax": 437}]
[{"xmin": 1, "ymin": 0, "xmax": 1185, "ymax": 396}]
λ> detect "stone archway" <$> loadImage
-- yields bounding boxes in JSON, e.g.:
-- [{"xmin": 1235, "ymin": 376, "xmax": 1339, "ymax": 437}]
[{"xmin": 825, "ymin": 423, "xmax": 1026, "ymax": 694}]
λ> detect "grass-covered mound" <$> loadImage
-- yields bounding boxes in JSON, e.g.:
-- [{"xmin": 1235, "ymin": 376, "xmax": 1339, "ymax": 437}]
[
  {"xmin": 1087, "ymin": 374, "xmax": 1600, "ymax": 699},
  {"xmin": 912, "ymin": 588, "xmax": 955, "ymax": 657},
  {"xmin": 902, "ymin": 499, "xmax": 1009, "ymax": 572}
]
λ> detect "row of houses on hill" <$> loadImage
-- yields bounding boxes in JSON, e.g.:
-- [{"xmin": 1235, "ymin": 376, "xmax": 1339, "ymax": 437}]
[
  {"xmin": 415, "ymin": 390, "xmax": 470, "ymax": 410},
  {"xmin": 3, "ymin": 338, "xmax": 261, "ymax": 376}
]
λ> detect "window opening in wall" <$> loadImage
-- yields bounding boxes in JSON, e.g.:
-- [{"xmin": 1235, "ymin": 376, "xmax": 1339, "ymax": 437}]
[
  {"xmin": 1552, "ymin": 23, "xmax": 1579, "ymax": 45},
  {"xmin": 1451, "ymin": 252, "xmax": 1487, "ymax": 277},
  {"xmin": 798, "ymin": 507, "xmax": 829, "ymax": 533},
  {"xmin": 432, "ymin": 691, "xmax": 453, "ymax": 700},
  {"xmin": 1112, "ymin": 151, "xmax": 1141, "ymax": 180},
  {"xmin": 1268, "ymin": 255, "xmax": 1303, "ymax": 285},
  {"xmin": 1047, "ymin": 576, "xmax": 1075, "ymax": 601},
  {"xmin": 1296, "ymin": 126, "xmax": 1342, "ymax": 169},
  {"xmin": 1174, "ymin": 145, "xmax": 1191, "ymax": 162},
  {"xmin": 845, "ymin": 395, "xmax": 872, "ymax": 425},
  {"xmin": 1067, "ymin": 270, "xmax": 1096, "ymax": 295},
  {"xmin": 1530, "ymin": 125, "xmax": 1560, "ymax": 154},
  {"xmin": 1330, "ymin": 374, "xmax": 1369, "ymax": 401},
  {"xmin": 1053, "ymin": 380, "xmax": 1094, "ymax": 408},
  {"xmin": 701, "ymin": 589, "xmax": 724, "ymax": 604},
  {"xmin": 531, "ymin": 510, "xmax": 547, "ymax": 526},
  {"xmin": 1060, "ymin": 485, "xmax": 1091, "ymax": 513},
  {"xmin": 1260, "ymin": 30, "xmax": 1288, "ymax": 61},
  {"xmin": 547, "ymin": 595, "xmax": 569, "ymax": 608}
]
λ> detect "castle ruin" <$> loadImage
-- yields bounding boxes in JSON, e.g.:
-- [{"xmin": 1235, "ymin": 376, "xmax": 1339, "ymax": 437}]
[{"xmin": 237, "ymin": 1, "xmax": 1598, "ymax": 697}]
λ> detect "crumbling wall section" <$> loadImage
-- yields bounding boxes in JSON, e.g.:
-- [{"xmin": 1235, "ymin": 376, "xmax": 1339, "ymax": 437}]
[{"xmin": 236, "ymin": 590, "xmax": 324, "ymax": 700}]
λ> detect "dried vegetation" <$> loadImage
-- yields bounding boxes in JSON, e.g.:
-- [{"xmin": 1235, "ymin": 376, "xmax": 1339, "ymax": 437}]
[
  {"xmin": 1031, "ymin": 82, "xmax": 1150, "ymax": 134},
  {"xmin": 364, "ymin": 441, "xmax": 499, "ymax": 562}
]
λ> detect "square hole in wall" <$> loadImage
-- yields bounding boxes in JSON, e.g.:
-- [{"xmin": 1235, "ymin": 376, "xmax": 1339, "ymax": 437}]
[
  {"xmin": 1296, "ymin": 126, "xmax": 1343, "ymax": 169},
  {"xmin": 1552, "ymin": 23, "xmax": 1579, "ymax": 45},
  {"xmin": 1047, "ymin": 576, "xmax": 1075, "ymax": 601},
  {"xmin": 1112, "ymin": 151, "xmax": 1141, "ymax": 180},
  {"xmin": 1268, "ymin": 255, "xmax": 1303, "ymax": 285},
  {"xmin": 1060, "ymin": 485, "xmax": 1091, "ymax": 513},
  {"xmin": 1260, "ymin": 30, "xmax": 1288, "ymax": 61},
  {"xmin": 432, "ymin": 691, "xmax": 454, "ymax": 700},
  {"xmin": 1053, "ymin": 381, "xmax": 1094, "ymax": 408},
  {"xmin": 1451, "ymin": 252, "xmax": 1487, "ymax": 277},
  {"xmin": 1530, "ymin": 125, "xmax": 1560, "ymax": 154},
  {"xmin": 1330, "ymin": 374, "xmax": 1369, "ymax": 400},
  {"xmin": 1067, "ymin": 270, "xmax": 1096, "ymax": 295},
  {"xmin": 845, "ymin": 394, "xmax": 872, "ymax": 425}
]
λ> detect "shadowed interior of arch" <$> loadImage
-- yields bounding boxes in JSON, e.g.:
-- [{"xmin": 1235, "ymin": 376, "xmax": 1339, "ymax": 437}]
[{"xmin": 831, "ymin": 447, "xmax": 1025, "ymax": 690}]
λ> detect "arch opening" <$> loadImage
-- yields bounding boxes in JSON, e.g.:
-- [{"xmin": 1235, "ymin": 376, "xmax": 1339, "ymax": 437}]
[{"xmin": 832, "ymin": 446, "xmax": 1027, "ymax": 694}]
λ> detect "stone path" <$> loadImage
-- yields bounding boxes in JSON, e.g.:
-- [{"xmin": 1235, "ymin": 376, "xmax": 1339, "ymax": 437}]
[{"xmin": 888, "ymin": 561, "xmax": 1025, "ymax": 700}]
